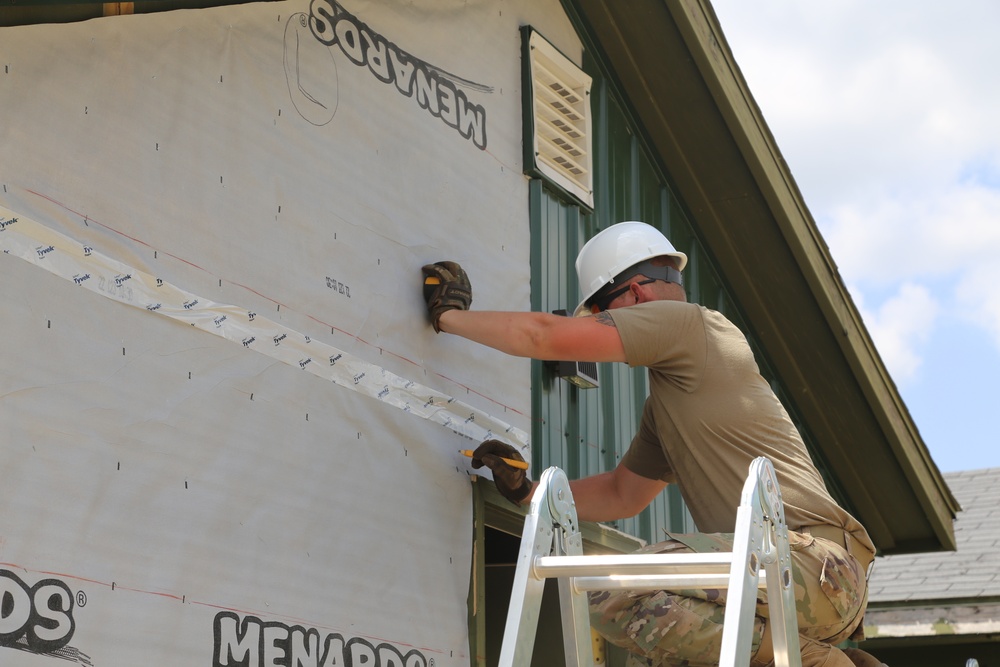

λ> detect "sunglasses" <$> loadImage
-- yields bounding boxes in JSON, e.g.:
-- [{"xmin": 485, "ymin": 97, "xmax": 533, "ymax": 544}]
[
  {"xmin": 588, "ymin": 279, "xmax": 656, "ymax": 314},
  {"xmin": 585, "ymin": 262, "xmax": 684, "ymax": 314}
]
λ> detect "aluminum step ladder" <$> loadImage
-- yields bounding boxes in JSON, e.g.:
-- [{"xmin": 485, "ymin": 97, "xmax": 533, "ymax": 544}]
[{"xmin": 498, "ymin": 456, "xmax": 802, "ymax": 667}]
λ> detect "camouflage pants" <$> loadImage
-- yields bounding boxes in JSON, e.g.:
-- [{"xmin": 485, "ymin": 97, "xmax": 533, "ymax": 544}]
[{"xmin": 588, "ymin": 531, "xmax": 868, "ymax": 667}]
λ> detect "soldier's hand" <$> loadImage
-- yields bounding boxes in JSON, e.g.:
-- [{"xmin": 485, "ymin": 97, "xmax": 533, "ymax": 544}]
[
  {"xmin": 421, "ymin": 261, "xmax": 472, "ymax": 332},
  {"xmin": 472, "ymin": 439, "xmax": 532, "ymax": 506}
]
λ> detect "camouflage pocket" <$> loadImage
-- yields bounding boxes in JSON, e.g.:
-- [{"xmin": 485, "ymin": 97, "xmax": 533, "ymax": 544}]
[
  {"xmin": 622, "ymin": 590, "xmax": 745, "ymax": 665},
  {"xmin": 819, "ymin": 553, "xmax": 862, "ymax": 619},
  {"xmin": 625, "ymin": 590, "xmax": 674, "ymax": 655}
]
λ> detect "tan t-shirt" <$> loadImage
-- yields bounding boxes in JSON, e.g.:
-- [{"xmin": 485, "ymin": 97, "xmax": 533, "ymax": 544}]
[{"xmin": 610, "ymin": 301, "xmax": 872, "ymax": 550}]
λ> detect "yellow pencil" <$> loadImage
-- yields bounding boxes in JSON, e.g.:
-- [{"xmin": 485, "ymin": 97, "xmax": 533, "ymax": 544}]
[{"xmin": 459, "ymin": 449, "xmax": 529, "ymax": 470}]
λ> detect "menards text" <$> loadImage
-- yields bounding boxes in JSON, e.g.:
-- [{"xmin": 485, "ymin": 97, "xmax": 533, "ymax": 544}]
[
  {"xmin": 307, "ymin": 0, "xmax": 488, "ymax": 150},
  {"xmin": 214, "ymin": 612, "xmax": 429, "ymax": 667}
]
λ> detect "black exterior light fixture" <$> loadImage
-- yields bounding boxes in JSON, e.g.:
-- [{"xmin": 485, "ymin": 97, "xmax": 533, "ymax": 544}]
[{"xmin": 546, "ymin": 310, "xmax": 599, "ymax": 389}]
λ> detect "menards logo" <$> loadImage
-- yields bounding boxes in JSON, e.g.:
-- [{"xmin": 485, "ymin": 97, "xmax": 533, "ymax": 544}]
[
  {"xmin": 214, "ymin": 611, "xmax": 432, "ymax": 667},
  {"xmin": 0, "ymin": 569, "xmax": 76, "ymax": 654}
]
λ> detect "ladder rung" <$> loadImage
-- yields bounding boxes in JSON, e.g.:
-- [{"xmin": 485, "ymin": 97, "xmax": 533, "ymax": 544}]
[
  {"xmin": 533, "ymin": 552, "xmax": 734, "ymax": 579},
  {"xmin": 571, "ymin": 572, "xmax": 766, "ymax": 592}
]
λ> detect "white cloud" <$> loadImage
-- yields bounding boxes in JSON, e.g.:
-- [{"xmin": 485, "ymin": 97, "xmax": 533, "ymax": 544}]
[
  {"xmin": 713, "ymin": 0, "xmax": 1000, "ymax": 207},
  {"xmin": 956, "ymin": 262, "xmax": 1000, "ymax": 353},
  {"xmin": 822, "ymin": 182, "xmax": 1000, "ymax": 286},
  {"xmin": 852, "ymin": 283, "xmax": 940, "ymax": 383}
]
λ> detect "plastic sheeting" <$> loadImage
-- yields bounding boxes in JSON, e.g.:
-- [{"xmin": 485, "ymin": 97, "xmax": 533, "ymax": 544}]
[{"xmin": 0, "ymin": 1, "xmax": 583, "ymax": 663}]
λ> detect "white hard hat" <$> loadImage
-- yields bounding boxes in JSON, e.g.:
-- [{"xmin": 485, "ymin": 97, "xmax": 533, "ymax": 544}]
[{"xmin": 573, "ymin": 221, "xmax": 687, "ymax": 316}]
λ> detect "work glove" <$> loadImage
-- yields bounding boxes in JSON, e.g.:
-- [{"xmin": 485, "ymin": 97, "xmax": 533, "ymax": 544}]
[
  {"xmin": 471, "ymin": 439, "xmax": 532, "ymax": 506},
  {"xmin": 421, "ymin": 261, "xmax": 473, "ymax": 332}
]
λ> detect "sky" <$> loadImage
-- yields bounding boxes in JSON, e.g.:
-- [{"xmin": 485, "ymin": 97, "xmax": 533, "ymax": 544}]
[{"xmin": 708, "ymin": 0, "xmax": 1000, "ymax": 474}]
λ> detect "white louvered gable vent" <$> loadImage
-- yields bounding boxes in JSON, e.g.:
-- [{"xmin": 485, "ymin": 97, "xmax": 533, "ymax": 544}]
[{"xmin": 525, "ymin": 29, "xmax": 594, "ymax": 209}]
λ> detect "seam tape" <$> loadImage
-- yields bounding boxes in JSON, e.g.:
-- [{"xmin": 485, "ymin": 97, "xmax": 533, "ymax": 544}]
[{"xmin": 0, "ymin": 205, "xmax": 529, "ymax": 453}]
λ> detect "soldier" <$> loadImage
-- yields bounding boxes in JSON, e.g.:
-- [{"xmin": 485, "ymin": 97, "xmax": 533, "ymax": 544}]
[{"xmin": 422, "ymin": 221, "xmax": 885, "ymax": 667}]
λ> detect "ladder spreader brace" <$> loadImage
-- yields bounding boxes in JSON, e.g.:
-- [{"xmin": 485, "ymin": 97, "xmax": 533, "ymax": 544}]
[{"xmin": 498, "ymin": 457, "xmax": 802, "ymax": 667}]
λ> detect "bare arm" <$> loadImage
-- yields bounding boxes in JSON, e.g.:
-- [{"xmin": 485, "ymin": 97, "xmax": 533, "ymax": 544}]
[
  {"xmin": 437, "ymin": 309, "xmax": 627, "ymax": 363},
  {"xmin": 435, "ymin": 287, "xmax": 662, "ymax": 519},
  {"xmin": 568, "ymin": 464, "xmax": 668, "ymax": 522},
  {"xmin": 514, "ymin": 463, "xmax": 666, "ymax": 522},
  {"xmin": 508, "ymin": 463, "xmax": 665, "ymax": 522}
]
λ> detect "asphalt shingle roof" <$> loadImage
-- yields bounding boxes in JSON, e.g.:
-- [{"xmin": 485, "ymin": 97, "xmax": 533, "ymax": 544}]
[{"xmin": 868, "ymin": 467, "xmax": 1000, "ymax": 603}]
